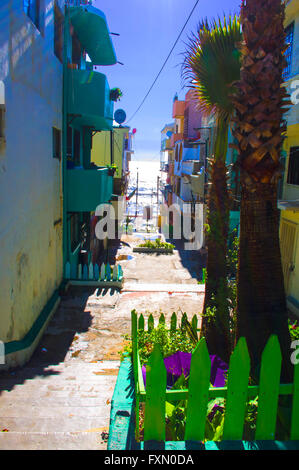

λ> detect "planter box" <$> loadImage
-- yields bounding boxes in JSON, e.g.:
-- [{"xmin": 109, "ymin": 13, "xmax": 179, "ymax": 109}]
[
  {"xmin": 133, "ymin": 247, "xmax": 174, "ymax": 254},
  {"xmin": 128, "ymin": 311, "xmax": 299, "ymax": 448}
]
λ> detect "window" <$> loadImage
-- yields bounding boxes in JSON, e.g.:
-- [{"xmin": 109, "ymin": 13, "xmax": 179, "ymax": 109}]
[
  {"xmin": 70, "ymin": 213, "xmax": 80, "ymax": 252},
  {"xmin": 73, "ymin": 129, "xmax": 81, "ymax": 166},
  {"xmin": 72, "ymin": 32, "xmax": 81, "ymax": 67},
  {"xmin": 54, "ymin": 1, "xmax": 64, "ymax": 63},
  {"xmin": 23, "ymin": 0, "xmax": 42, "ymax": 32},
  {"xmin": 287, "ymin": 146, "xmax": 299, "ymax": 186},
  {"xmin": 283, "ymin": 22, "xmax": 294, "ymax": 81},
  {"xmin": 67, "ymin": 125, "xmax": 73, "ymax": 158},
  {"xmin": 52, "ymin": 127, "xmax": 61, "ymax": 160}
]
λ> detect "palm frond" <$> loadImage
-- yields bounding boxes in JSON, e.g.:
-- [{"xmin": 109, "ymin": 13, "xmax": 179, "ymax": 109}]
[{"xmin": 182, "ymin": 15, "xmax": 242, "ymax": 122}]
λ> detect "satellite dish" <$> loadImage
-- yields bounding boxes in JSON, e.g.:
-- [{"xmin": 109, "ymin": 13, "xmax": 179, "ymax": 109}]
[
  {"xmin": 166, "ymin": 131, "xmax": 173, "ymax": 138},
  {"xmin": 114, "ymin": 109, "xmax": 126, "ymax": 125}
]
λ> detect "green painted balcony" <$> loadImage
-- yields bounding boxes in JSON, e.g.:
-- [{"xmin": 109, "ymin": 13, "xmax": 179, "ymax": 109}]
[
  {"xmin": 69, "ymin": 5, "xmax": 117, "ymax": 65},
  {"xmin": 67, "ymin": 69, "xmax": 114, "ymax": 131},
  {"xmin": 66, "ymin": 167, "xmax": 113, "ymax": 212}
]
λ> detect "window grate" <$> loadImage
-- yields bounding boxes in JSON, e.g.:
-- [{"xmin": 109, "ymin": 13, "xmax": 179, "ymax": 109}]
[
  {"xmin": 287, "ymin": 146, "xmax": 299, "ymax": 186},
  {"xmin": 283, "ymin": 22, "xmax": 294, "ymax": 81}
]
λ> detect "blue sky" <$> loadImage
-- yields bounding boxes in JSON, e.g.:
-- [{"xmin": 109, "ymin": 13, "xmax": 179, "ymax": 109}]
[{"xmin": 93, "ymin": 0, "xmax": 241, "ymax": 161}]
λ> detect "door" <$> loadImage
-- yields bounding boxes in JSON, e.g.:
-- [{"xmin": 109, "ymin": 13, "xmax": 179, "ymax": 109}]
[{"xmin": 280, "ymin": 219, "xmax": 297, "ymax": 294}]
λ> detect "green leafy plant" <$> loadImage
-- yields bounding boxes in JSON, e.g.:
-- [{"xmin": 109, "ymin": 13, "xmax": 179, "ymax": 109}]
[
  {"xmin": 289, "ymin": 320, "xmax": 299, "ymax": 341},
  {"xmin": 119, "ymin": 319, "xmax": 196, "ymax": 366},
  {"xmin": 110, "ymin": 87, "xmax": 123, "ymax": 101},
  {"xmin": 138, "ymin": 238, "xmax": 174, "ymax": 250}
]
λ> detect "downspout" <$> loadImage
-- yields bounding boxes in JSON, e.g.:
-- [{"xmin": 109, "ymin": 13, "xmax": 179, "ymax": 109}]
[
  {"xmin": 110, "ymin": 129, "xmax": 114, "ymax": 165},
  {"xmin": 62, "ymin": 4, "xmax": 69, "ymax": 274}
]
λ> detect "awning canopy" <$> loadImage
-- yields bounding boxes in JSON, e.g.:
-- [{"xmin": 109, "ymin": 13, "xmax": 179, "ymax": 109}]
[
  {"xmin": 69, "ymin": 5, "xmax": 117, "ymax": 65},
  {"xmin": 278, "ymin": 200, "xmax": 299, "ymax": 211}
]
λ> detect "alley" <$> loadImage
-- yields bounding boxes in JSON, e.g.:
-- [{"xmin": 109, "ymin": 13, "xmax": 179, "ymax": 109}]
[{"xmin": 0, "ymin": 234, "xmax": 205, "ymax": 450}]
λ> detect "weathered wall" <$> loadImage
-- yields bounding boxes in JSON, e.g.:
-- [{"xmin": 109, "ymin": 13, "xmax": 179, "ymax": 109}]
[{"xmin": 0, "ymin": 0, "xmax": 64, "ymax": 344}]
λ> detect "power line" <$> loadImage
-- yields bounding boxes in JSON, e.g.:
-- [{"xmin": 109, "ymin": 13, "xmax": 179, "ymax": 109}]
[{"xmin": 125, "ymin": 0, "xmax": 200, "ymax": 125}]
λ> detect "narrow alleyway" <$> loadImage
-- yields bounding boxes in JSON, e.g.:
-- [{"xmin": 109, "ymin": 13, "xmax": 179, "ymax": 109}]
[{"xmin": 0, "ymin": 234, "xmax": 205, "ymax": 450}]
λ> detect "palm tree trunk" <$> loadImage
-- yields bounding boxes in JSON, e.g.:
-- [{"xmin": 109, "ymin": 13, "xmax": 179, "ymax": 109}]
[
  {"xmin": 201, "ymin": 119, "xmax": 231, "ymax": 362},
  {"xmin": 236, "ymin": 177, "xmax": 292, "ymax": 381}
]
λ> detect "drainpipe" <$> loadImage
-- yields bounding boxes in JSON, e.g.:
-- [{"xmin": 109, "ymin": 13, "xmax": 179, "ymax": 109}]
[
  {"xmin": 62, "ymin": 4, "xmax": 69, "ymax": 273},
  {"xmin": 110, "ymin": 129, "xmax": 114, "ymax": 165}
]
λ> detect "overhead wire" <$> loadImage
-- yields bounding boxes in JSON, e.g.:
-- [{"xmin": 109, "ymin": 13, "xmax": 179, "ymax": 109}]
[{"xmin": 125, "ymin": 0, "xmax": 200, "ymax": 125}]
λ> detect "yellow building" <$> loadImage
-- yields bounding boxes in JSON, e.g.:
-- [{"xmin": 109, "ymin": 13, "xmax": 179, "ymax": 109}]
[
  {"xmin": 91, "ymin": 126, "xmax": 133, "ymax": 233},
  {"xmin": 279, "ymin": 0, "xmax": 299, "ymax": 316}
]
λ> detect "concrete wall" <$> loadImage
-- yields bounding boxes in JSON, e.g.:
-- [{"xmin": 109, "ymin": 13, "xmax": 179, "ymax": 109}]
[{"xmin": 0, "ymin": 0, "xmax": 64, "ymax": 345}]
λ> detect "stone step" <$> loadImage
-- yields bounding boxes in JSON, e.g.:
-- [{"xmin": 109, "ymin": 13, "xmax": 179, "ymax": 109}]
[
  {"xmin": 0, "ymin": 395, "xmax": 113, "ymax": 407},
  {"xmin": 122, "ymin": 282, "xmax": 205, "ymax": 293},
  {"xmin": 0, "ymin": 404, "xmax": 112, "ymax": 418},
  {"xmin": 0, "ymin": 381, "xmax": 115, "ymax": 392},
  {"xmin": 0, "ymin": 416, "xmax": 110, "ymax": 433},
  {"xmin": 0, "ymin": 431, "xmax": 108, "ymax": 450},
  {"xmin": 0, "ymin": 361, "xmax": 120, "ymax": 375},
  {"xmin": 0, "ymin": 384, "xmax": 114, "ymax": 395}
]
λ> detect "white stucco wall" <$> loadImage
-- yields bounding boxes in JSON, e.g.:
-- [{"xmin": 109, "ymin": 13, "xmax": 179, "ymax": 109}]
[{"xmin": 0, "ymin": 0, "xmax": 64, "ymax": 343}]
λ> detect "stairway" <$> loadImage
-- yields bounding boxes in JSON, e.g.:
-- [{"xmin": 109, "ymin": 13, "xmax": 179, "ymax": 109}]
[{"xmin": 0, "ymin": 360, "xmax": 119, "ymax": 450}]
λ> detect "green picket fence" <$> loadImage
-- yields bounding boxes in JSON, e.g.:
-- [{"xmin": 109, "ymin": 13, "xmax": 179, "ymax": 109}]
[{"xmin": 131, "ymin": 310, "xmax": 299, "ymax": 443}]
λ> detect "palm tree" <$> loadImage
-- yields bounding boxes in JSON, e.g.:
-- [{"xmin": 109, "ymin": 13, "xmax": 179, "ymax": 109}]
[
  {"xmin": 230, "ymin": 0, "xmax": 292, "ymax": 380},
  {"xmin": 182, "ymin": 16, "xmax": 242, "ymax": 362}
]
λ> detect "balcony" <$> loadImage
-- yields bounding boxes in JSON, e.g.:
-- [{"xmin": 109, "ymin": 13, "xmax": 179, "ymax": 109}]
[
  {"xmin": 172, "ymin": 100, "xmax": 185, "ymax": 118},
  {"xmin": 69, "ymin": 5, "xmax": 117, "ymax": 65},
  {"xmin": 172, "ymin": 193, "xmax": 193, "ymax": 213},
  {"xmin": 181, "ymin": 160, "xmax": 202, "ymax": 176},
  {"xmin": 160, "ymin": 162, "xmax": 169, "ymax": 172},
  {"xmin": 190, "ymin": 173, "xmax": 205, "ymax": 197},
  {"xmin": 67, "ymin": 167, "xmax": 113, "ymax": 212},
  {"xmin": 161, "ymin": 138, "xmax": 173, "ymax": 151},
  {"xmin": 171, "ymin": 133, "xmax": 184, "ymax": 147},
  {"xmin": 67, "ymin": 69, "xmax": 114, "ymax": 131}
]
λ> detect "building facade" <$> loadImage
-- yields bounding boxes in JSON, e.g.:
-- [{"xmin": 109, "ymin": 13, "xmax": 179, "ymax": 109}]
[
  {"xmin": 0, "ymin": 0, "xmax": 121, "ymax": 368},
  {"xmin": 279, "ymin": 0, "xmax": 299, "ymax": 316},
  {"xmin": 0, "ymin": 0, "xmax": 65, "ymax": 368}
]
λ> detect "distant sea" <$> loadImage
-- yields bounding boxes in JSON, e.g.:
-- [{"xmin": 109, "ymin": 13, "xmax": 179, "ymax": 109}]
[{"xmin": 127, "ymin": 160, "xmax": 164, "ymax": 219}]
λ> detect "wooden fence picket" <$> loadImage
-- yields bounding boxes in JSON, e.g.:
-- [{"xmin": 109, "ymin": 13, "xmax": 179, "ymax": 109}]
[
  {"xmin": 191, "ymin": 315, "xmax": 198, "ymax": 337},
  {"xmin": 106, "ymin": 264, "xmax": 111, "ymax": 281},
  {"xmin": 78, "ymin": 264, "xmax": 82, "ymax": 279},
  {"xmin": 181, "ymin": 312, "xmax": 187, "ymax": 327},
  {"xmin": 144, "ymin": 344, "xmax": 166, "ymax": 442},
  {"xmin": 82, "ymin": 264, "xmax": 88, "ymax": 280},
  {"xmin": 88, "ymin": 262, "xmax": 94, "ymax": 280},
  {"xmin": 94, "ymin": 263, "xmax": 99, "ymax": 280},
  {"xmin": 118, "ymin": 265, "xmax": 123, "ymax": 281},
  {"xmin": 148, "ymin": 314, "xmax": 154, "ymax": 331},
  {"xmin": 100, "ymin": 263, "xmax": 105, "ymax": 281},
  {"xmin": 222, "ymin": 337, "xmax": 250, "ymax": 440},
  {"xmin": 113, "ymin": 264, "xmax": 118, "ymax": 281},
  {"xmin": 138, "ymin": 313, "xmax": 144, "ymax": 331},
  {"xmin": 255, "ymin": 335, "xmax": 282, "ymax": 440},
  {"xmin": 185, "ymin": 338, "xmax": 211, "ymax": 441},
  {"xmin": 170, "ymin": 313, "xmax": 177, "ymax": 332}
]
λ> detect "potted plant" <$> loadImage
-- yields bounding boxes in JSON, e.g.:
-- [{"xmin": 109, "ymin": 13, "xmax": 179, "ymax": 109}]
[
  {"xmin": 106, "ymin": 164, "xmax": 117, "ymax": 176},
  {"xmin": 109, "ymin": 87, "xmax": 123, "ymax": 102}
]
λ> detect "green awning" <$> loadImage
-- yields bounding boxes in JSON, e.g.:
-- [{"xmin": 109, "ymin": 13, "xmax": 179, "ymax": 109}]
[{"xmin": 69, "ymin": 5, "xmax": 117, "ymax": 65}]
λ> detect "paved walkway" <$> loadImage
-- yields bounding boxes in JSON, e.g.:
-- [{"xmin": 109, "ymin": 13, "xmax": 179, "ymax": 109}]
[{"xmin": 0, "ymin": 233, "xmax": 205, "ymax": 449}]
